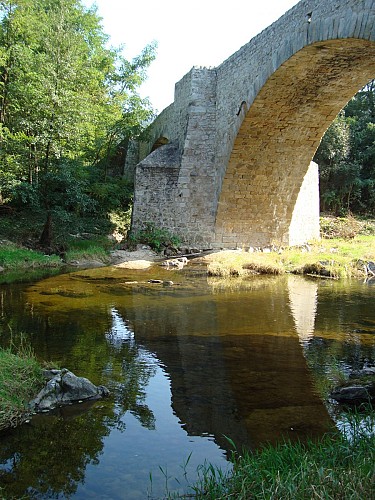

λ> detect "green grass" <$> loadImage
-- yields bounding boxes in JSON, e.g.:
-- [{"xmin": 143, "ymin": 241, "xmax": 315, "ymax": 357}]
[
  {"xmin": 0, "ymin": 209, "xmax": 119, "ymax": 276},
  {"xmin": 0, "ymin": 243, "xmax": 62, "ymax": 270},
  {"xmin": 205, "ymin": 233, "xmax": 375, "ymax": 279},
  {"xmin": 204, "ymin": 216, "xmax": 375, "ymax": 279},
  {"xmin": 64, "ymin": 237, "xmax": 112, "ymax": 263},
  {"xmin": 0, "ymin": 344, "xmax": 44, "ymax": 431},
  {"xmin": 185, "ymin": 411, "xmax": 375, "ymax": 499},
  {"xmin": 206, "ymin": 251, "xmax": 284, "ymax": 277}
]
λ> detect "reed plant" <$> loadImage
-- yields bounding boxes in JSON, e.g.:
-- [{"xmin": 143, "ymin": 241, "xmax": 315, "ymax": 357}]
[
  {"xmin": 0, "ymin": 343, "xmax": 44, "ymax": 431},
  {"xmin": 185, "ymin": 411, "xmax": 375, "ymax": 499}
]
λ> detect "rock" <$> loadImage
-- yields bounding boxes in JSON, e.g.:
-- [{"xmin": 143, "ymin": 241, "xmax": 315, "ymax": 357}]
[
  {"xmin": 330, "ymin": 383, "xmax": 375, "ymax": 405},
  {"xmin": 29, "ymin": 368, "xmax": 110, "ymax": 413},
  {"xmin": 110, "ymin": 248, "xmax": 158, "ymax": 268},
  {"xmin": 161, "ymin": 257, "xmax": 188, "ymax": 269},
  {"xmin": 68, "ymin": 259, "xmax": 105, "ymax": 268},
  {"xmin": 349, "ymin": 367, "xmax": 375, "ymax": 378},
  {"xmin": 367, "ymin": 261, "xmax": 375, "ymax": 276},
  {"xmin": 115, "ymin": 259, "xmax": 154, "ymax": 270},
  {"xmin": 163, "ymin": 280, "xmax": 174, "ymax": 287},
  {"xmin": 163, "ymin": 246, "xmax": 176, "ymax": 257}
]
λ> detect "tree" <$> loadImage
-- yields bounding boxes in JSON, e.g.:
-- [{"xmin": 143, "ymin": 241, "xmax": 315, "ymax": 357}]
[
  {"xmin": 0, "ymin": 0, "xmax": 156, "ymax": 242},
  {"xmin": 314, "ymin": 80, "xmax": 375, "ymax": 215}
]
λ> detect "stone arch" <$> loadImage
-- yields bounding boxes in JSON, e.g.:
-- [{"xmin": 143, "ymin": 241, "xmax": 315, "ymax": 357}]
[
  {"xmin": 151, "ymin": 136, "xmax": 169, "ymax": 152},
  {"xmin": 131, "ymin": 0, "xmax": 375, "ymax": 248},
  {"xmin": 214, "ymin": 39, "xmax": 375, "ymax": 247}
]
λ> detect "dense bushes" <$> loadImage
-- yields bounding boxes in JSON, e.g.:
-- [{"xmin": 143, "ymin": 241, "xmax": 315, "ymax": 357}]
[{"xmin": 315, "ymin": 80, "xmax": 375, "ymax": 215}]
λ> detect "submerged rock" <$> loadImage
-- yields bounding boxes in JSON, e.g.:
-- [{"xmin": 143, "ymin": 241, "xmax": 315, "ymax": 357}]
[
  {"xmin": 330, "ymin": 382, "xmax": 375, "ymax": 405},
  {"xmin": 29, "ymin": 368, "xmax": 110, "ymax": 413}
]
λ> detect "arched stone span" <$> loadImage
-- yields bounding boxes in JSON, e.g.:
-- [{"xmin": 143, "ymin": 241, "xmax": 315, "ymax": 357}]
[
  {"xmin": 215, "ymin": 39, "xmax": 375, "ymax": 247},
  {"xmin": 131, "ymin": 0, "xmax": 375, "ymax": 248},
  {"xmin": 151, "ymin": 136, "xmax": 169, "ymax": 152}
]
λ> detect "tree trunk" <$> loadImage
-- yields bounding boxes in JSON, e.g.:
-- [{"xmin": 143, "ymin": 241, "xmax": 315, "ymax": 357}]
[{"xmin": 39, "ymin": 212, "xmax": 53, "ymax": 247}]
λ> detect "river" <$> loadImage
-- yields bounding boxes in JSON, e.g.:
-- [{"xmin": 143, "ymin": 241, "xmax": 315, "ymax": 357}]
[{"xmin": 0, "ymin": 263, "xmax": 374, "ymax": 498}]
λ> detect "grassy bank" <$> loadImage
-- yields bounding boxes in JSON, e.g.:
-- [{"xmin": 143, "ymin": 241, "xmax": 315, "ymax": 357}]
[
  {"xmin": 0, "ymin": 345, "xmax": 44, "ymax": 431},
  {"xmin": 1, "ymin": 211, "xmax": 374, "ymax": 280},
  {"xmin": 186, "ymin": 414, "xmax": 374, "ymax": 499},
  {"xmin": 0, "ymin": 242, "xmax": 62, "ymax": 269},
  {"xmin": 205, "ymin": 216, "xmax": 375, "ymax": 279},
  {"xmin": 0, "ymin": 209, "xmax": 117, "ymax": 280}
]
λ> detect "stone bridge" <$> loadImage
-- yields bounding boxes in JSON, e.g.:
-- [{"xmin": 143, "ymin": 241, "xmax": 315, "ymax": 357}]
[{"xmin": 129, "ymin": 0, "xmax": 375, "ymax": 249}]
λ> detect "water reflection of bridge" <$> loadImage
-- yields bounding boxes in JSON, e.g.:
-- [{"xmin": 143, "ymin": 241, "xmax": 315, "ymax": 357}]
[{"xmin": 120, "ymin": 275, "xmax": 332, "ymax": 451}]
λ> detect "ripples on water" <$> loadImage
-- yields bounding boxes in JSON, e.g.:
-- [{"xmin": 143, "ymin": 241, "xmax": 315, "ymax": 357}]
[{"xmin": 0, "ymin": 265, "xmax": 374, "ymax": 498}]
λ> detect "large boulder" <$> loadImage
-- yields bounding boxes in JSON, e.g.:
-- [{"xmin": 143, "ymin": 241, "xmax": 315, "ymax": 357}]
[{"xmin": 29, "ymin": 368, "xmax": 110, "ymax": 412}]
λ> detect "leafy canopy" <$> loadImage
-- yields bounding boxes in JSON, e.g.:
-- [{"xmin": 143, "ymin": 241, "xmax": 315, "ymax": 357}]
[{"xmin": 0, "ymin": 0, "xmax": 156, "ymax": 225}]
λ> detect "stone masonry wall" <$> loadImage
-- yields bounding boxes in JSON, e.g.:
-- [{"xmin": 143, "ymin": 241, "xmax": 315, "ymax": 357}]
[{"xmin": 133, "ymin": 68, "xmax": 218, "ymax": 244}]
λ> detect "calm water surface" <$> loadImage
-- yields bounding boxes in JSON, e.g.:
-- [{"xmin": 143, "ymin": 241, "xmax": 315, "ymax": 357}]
[{"xmin": 0, "ymin": 263, "xmax": 374, "ymax": 498}]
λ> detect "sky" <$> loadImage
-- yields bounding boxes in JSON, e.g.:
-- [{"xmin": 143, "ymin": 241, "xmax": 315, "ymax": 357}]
[{"xmin": 83, "ymin": 0, "xmax": 300, "ymax": 113}]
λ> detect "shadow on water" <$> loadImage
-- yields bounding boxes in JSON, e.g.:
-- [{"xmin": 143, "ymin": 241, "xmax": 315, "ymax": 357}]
[{"xmin": 0, "ymin": 265, "xmax": 373, "ymax": 498}]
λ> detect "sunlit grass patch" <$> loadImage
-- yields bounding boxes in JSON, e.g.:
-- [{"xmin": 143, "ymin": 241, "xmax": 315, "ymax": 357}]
[
  {"xmin": 285, "ymin": 236, "xmax": 375, "ymax": 278},
  {"xmin": 206, "ymin": 251, "xmax": 284, "ymax": 277},
  {"xmin": 64, "ymin": 237, "xmax": 111, "ymax": 263},
  {"xmin": 205, "ymin": 231, "xmax": 375, "ymax": 279},
  {"xmin": 0, "ymin": 243, "xmax": 61, "ymax": 270},
  {"xmin": 0, "ymin": 344, "xmax": 44, "ymax": 431}
]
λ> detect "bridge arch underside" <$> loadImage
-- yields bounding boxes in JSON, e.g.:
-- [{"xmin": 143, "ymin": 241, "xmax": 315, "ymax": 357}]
[{"xmin": 214, "ymin": 39, "xmax": 375, "ymax": 248}]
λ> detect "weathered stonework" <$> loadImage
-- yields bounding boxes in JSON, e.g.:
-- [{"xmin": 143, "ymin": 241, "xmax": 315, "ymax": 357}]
[{"xmin": 130, "ymin": 0, "xmax": 375, "ymax": 248}]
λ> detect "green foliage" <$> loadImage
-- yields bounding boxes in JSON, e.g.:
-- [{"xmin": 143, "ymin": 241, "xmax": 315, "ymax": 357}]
[
  {"xmin": 0, "ymin": 0, "xmax": 155, "ymax": 238},
  {"xmin": 88, "ymin": 177, "xmax": 133, "ymax": 214},
  {"xmin": 108, "ymin": 208, "xmax": 132, "ymax": 236},
  {"xmin": 129, "ymin": 222, "xmax": 181, "ymax": 252},
  {"xmin": 188, "ymin": 412, "xmax": 375, "ymax": 499},
  {"xmin": 315, "ymin": 79, "xmax": 375, "ymax": 215},
  {"xmin": 0, "ymin": 343, "xmax": 44, "ymax": 431}
]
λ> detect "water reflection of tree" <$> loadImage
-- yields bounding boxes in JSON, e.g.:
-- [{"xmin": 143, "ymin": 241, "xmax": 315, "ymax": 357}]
[
  {"xmin": 0, "ymin": 410, "xmax": 108, "ymax": 498},
  {"xmin": 0, "ymin": 306, "xmax": 157, "ymax": 497},
  {"xmin": 304, "ymin": 336, "xmax": 375, "ymax": 384},
  {"xmin": 104, "ymin": 308, "xmax": 156, "ymax": 431}
]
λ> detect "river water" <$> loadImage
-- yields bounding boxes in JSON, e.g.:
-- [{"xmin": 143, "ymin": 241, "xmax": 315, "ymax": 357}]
[{"xmin": 0, "ymin": 263, "xmax": 374, "ymax": 499}]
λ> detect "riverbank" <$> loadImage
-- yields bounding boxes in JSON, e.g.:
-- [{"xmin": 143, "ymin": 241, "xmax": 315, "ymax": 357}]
[
  {"xmin": 1, "ymin": 343, "xmax": 374, "ymax": 499},
  {"xmin": 200, "ymin": 234, "xmax": 375, "ymax": 279},
  {"xmin": 200, "ymin": 215, "xmax": 375, "ymax": 279},
  {"xmin": 187, "ymin": 416, "xmax": 375, "ymax": 499},
  {"xmin": 0, "ymin": 345, "xmax": 44, "ymax": 432},
  {"xmin": 0, "ymin": 213, "xmax": 374, "ymax": 282}
]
